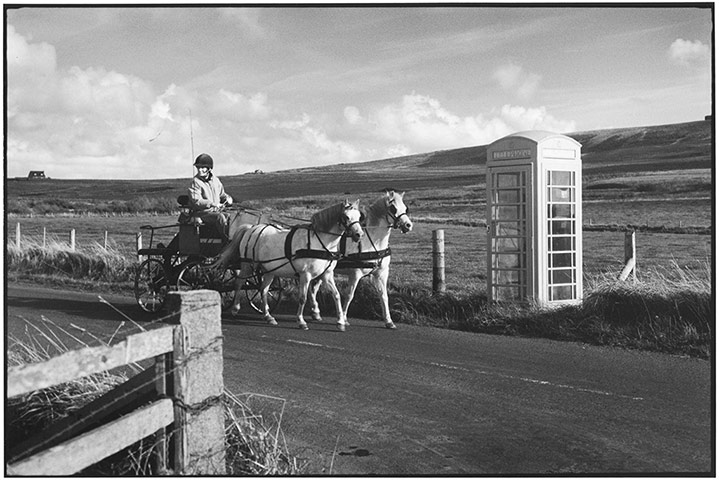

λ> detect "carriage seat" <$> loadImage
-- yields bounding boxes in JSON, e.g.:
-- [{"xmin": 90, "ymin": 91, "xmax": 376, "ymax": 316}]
[{"xmin": 177, "ymin": 194, "xmax": 207, "ymax": 228}]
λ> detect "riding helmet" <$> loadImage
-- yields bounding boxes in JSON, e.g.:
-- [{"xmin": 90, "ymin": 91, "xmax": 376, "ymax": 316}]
[{"xmin": 194, "ymin": 153, "xmax": 214, "ymax": 169}]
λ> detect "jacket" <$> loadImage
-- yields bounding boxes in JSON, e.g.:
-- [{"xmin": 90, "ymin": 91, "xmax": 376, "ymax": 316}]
[{"xmin": 188, "ymin": 173, "xmax": 230, "ymax": 212}]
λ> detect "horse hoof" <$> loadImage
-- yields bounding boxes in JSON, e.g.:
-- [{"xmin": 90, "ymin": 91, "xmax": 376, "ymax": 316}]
[
  {"xmin": 266, "ymin": 317, "xmax": 278, "ymax": 326},
  {"xmin": 299, "ymin": 323, "xmax": 309, "ymax": 330},
  {"xmin": 385, "ymin": 322, "xmax": 396, "ymax": 330},
  {"xmin": 231, "ymin": 307, "xmax": 241, "ymax": 318},
  {"xmin": 336, "ymin": 323, "xmax": 346, "ymax": 332},
  {"xmin": 312, "ymin": 314, "xmax": 323, "ymax": 322}
]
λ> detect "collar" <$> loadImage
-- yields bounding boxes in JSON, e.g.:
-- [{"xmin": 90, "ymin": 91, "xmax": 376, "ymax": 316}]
[{"xmin": 197, "ymin": 171, "xmax": 214, "ymax": 182}]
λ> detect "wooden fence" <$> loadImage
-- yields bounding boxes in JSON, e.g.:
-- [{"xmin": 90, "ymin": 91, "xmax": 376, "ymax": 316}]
[{"xmin": 6, "ymin": 290, "xmax": 226, "ymax": 476}]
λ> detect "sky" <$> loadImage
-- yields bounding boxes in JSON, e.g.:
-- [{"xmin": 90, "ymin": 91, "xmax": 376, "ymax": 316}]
[{"xmin": 5, "ymin": 5, "xmax": 713, "ymax": 180}]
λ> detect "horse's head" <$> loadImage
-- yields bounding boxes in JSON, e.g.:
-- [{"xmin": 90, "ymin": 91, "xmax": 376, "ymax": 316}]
[
  {"xmin": 386, "ymin": 191, "xmax": 413, "ymax": 233},
  {"xmin": 341, "ymin": 199, "xmax": 364, "ymax": 242}
]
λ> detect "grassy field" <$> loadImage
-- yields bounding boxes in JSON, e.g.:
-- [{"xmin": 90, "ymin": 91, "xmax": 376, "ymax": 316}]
[{"xmin": 5, "ymin": 120, "xmax": 714, "ymax": 357}]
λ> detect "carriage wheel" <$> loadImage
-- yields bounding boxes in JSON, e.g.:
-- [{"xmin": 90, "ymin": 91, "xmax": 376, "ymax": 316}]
[
  {"xmin": 176, "ymin": 260, "xmax": 210, "ymax": 292},
  {"xmin": 135, "ymin": 258, "xmax": 169, "ymax": 313},
  {"xmin": 218, "ymin": 268, "xmax": 238, "ymax": 311},
  {"xmin": 245, "ymin": 275, "xmax": 283, "ymax": 314}
]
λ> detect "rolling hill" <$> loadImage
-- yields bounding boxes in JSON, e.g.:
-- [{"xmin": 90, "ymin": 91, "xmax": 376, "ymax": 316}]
[{"xmin": 6, "ymin": 120, "xmax": 713, "ymax": 203}]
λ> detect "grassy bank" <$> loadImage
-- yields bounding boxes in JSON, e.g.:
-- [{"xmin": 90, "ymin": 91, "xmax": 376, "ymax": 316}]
[{"xmin": 7, "ymin": 240, "xmax": 712, "ymax": 359}]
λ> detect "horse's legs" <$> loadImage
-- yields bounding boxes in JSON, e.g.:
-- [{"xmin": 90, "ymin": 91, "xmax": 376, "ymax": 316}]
[
  {"xmin": 295, "ymin": 272, "xmax": 311, "ymax": 330},
  {"xmin": 259, "ymin": 274, "xmax": 278, "ymax": 325},
  {"xmin": 230, "ymin": 262, "xmax": 253, "ymax": 317},
  {"xmin": 341, "ymin": 270, "xmax": 364, "ymax": 326},
  {"xmin": 371, "ymin": 267, "xmax": 396, "ymax": 329},
  {"xmin": 308, "ymin": 278, "xmax": 323, "ymax": 322},
  {"xmin": 321, "ymin": 271, "xmax": 347, "ymax": 331}
]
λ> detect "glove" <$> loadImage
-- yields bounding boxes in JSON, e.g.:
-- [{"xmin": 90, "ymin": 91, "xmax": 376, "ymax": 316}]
[{"xmin": 225, "ymin": 195, "xmax": 233, "ymax": 206}]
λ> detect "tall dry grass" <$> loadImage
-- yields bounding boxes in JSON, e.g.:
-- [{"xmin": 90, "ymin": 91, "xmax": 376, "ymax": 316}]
[
  {"xmin": 327, "ymin": 260, "xmax": 712, "ymax": 358},
  {"xmin": 7, "ymin": 318, "xmax": 304, "ymax": 475},
  {"xmin": 7, "ymin": 237, "xmax": 136, "ymax": 289}
]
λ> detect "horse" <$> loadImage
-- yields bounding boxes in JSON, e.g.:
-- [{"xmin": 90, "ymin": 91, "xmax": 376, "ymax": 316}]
[
  {"xmin": 308, "ymin": 190, "xmax": 412, "ymax": 330},
  {"xmin": 214, "ymin": 200, "xmax": 364, "ymax": 331}
]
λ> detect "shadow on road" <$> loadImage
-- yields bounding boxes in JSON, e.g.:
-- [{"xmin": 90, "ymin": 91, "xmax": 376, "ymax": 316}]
[{"xmin": 6, "ymin": 294, "xmax": 162, "ymax": 325}]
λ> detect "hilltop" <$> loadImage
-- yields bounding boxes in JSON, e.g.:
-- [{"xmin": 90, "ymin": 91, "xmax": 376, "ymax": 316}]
[{"xmin": 6, "ymin": 120, "xmax": 712, "ymax": 203}]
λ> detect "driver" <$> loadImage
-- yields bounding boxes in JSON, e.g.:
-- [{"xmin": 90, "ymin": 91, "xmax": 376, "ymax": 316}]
[{"xmin": 189, "ymin": 153, "xmax": 233, "ymax": 241}]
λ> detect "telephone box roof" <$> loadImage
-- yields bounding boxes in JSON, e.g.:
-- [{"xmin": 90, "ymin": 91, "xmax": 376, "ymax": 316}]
[{"xmin": 490, "ymin": 130, "xmax": 581, "ymax": 147}]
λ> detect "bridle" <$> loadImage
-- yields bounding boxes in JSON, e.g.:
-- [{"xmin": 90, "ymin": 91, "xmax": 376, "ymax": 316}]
[
  {"xmin": 386, "ymin": 202, "xmax": 411, "ymax": 230},
  {"xmin": 339, "ymin": 211, "xmax": 363, "ymax": 236}
]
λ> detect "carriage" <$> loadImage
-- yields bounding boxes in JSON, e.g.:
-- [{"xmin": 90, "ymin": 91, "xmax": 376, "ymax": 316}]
[
  {"xmin": 133, "ymin": 195, "xmax": 284, "ymax": 314},
  {"xmin": 135, "ymin": 191, "xmax": 411, "ymax": 331}
]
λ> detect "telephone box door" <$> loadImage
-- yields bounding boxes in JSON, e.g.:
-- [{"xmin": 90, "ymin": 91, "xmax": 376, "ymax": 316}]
[{"xmin": 487, "ymin": 166, "xmax": 532, "ymax": 302}]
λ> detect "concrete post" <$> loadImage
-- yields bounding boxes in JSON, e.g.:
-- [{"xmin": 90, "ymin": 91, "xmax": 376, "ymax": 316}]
[{"xmin": 166, "ymin": 290, "xmax": 226, "ymax": 475}]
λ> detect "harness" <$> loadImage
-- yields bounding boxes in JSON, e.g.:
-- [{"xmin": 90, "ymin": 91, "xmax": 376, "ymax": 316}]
[
  {"xmin": 238, "ymin": 223, "xmax": 344, "ymax": 278},
  {"xmin": 337, "ymin": 230, "xmax": 391, "ymax": 270},
  {"xmin": 285, "ymin": 225, "xmax": 342, "ymax": 262}
]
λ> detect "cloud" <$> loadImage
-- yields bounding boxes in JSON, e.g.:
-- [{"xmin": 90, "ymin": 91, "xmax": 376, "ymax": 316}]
[
  {"xmin": 6, "ymin": 26, "xmax": 576, "ymax": 180},
  {"xmin": 341, "ymin": 94, "xmax": 575, "ymax": 158},
  {"xmin": 493, "ymin": 63, "xmax": 542, "ymax": 100},
  {"xmin": 669, "ymin": 39, "xmax": 710, "ymax": 66}
]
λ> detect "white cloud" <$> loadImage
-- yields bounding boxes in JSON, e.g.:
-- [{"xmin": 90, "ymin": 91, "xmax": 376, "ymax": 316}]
[
  {"xmin": 6, "ymin": 25, "xmax": 576, "ymax": 179},
  {"xmin": 493, "ymin": 63, "xmax": 542, "ymax": 100},
  {"xmin": 669, "ymin": 38, "xmax": 710, "ymax": 66},
  {"xmin": 497, "ymin": 105, "xmax": 576, "ymax": 134},
  {"xmin": 339, "ymin": 94, "xmax": 575, "ymax": 157}
]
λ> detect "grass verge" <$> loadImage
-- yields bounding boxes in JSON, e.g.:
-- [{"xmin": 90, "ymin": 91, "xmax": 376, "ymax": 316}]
[{"xmin": 7, "ymin": 241, "xmax": 712, "ymax": 359}]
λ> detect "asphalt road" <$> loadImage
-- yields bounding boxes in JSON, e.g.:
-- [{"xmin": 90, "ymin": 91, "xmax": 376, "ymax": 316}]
[{"xmin": 5, "ymin": 284, "xmax": 713, "ymax": 475}]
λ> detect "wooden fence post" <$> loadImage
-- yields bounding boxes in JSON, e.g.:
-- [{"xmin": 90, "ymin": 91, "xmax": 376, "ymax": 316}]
[
  {"xmin": 69, "ymin": 229, "xmax": 76, "ymax": 251},
  {"xmin": 166, "ymin": 290, "xmax": 226, "ymax": 475},
  {"xmin": 16, "ymin": 222, "xmax": 21, "ymax": 249},
  {"xmin": 43, "ymin": 227, "xmax": 47, "ymax": 248},
  {"xmin": 432, "ymin": 229, "xmax": 446, "ymax": 293},
  {"xmin": 618, "ymin": 230, "xmax": 636, "ymax": 283},
  {"xmin": 104, "ymin": 231, "xmax": 109, "ymax": 250}
]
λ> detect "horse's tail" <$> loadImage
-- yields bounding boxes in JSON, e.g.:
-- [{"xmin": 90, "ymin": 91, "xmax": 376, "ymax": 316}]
[{"xmin": 211, "ymin": 223, "xmax": 253, "ymax": 269}]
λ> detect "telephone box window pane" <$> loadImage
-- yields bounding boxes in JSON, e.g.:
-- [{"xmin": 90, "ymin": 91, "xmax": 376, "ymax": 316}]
[
  {"xmin": 494, "ymin": 236, "xmax": 524, "ymax": 253},
  {"xmin": 493, "ymin": 270, "xmax": 523, "ymax": 285},
  {"xmin": 549, "ymin": 204, "xmax": 573, "ymax": 219},
  {"xmin": 551, "ymin": 269, "xmax": 574, "ymax": 284},
  {"xmin": 551, "ymin": 285, "xmax": 574, "ymax": 300},
  {"xmin": 550, "ymin": 187, "xmax": 571, "ymax": 202},
  {"xmin": 496, "ymin": 254, "xmax": 520, "ymax": 268},
  {"xmin": 495, "ymin": 286, "xmax": 521, "ymax": 301},
  {"xmin": 498, "ymin": 190, "xmax": 520, "ymax": 203},
  {"xmin": 550, "ymin": 236, "xmax": 574, "ymax": 251},
  {"xmin": 550, "ymin": 220, "xmax": 573, "ymax": 235},
  {"xmin": 549, "ymin": 171, "xmax": 572, "ymax": 186},
  {"xmin": 495, "ymin": 221, "xmax": 523, "ymax": 237},
  {"xmin": 497, "ymin": 205, "xmax": 521, "ymax": 219},
  {"xmin": 497, "ymin": 173, "xmax": 522, "ymax": 187},
  {"xmin": 551, "ymin": 253, "xmax": 574, "ymax": 268}
]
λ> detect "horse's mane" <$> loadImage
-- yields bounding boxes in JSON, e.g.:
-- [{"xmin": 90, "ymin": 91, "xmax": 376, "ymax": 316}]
[
  {"xmin": 366, "ymin": 190, "xmax": 395, "ymax": 223},
  {"xmin": 311, "ymin": 202, "xmax": 346, "ymax": 231}
]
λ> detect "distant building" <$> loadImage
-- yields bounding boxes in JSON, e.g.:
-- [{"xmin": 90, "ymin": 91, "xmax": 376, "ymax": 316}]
[{"xmin": 28, "ymin": 171, "xmax": 46, "ymax": 180}]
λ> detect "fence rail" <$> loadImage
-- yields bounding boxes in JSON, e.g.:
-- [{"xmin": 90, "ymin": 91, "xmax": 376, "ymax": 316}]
[{"xmin": 6, "ymin": 290, "xmax": 226, "ymax": 475}]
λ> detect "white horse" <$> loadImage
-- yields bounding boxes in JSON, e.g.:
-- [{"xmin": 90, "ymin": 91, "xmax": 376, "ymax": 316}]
[
  {"xmin": 309, "ymin": 190, "xmax": 412, "ymax": 330},
  {"xmin": 215, "ymin": 200, "xmax": 364, "ymax": 331}
]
